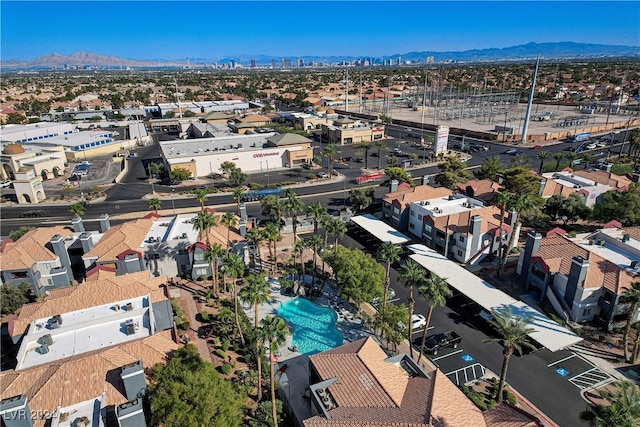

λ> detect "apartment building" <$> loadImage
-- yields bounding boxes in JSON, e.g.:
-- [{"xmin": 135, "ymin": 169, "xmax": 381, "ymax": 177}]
[
  {"xmin": 517, "ymin": 223, "xmax": 640, "ymax": 329},
  {"xmin": 383, "ymin": 185, "xmax": 516, "ymax": 264},
  {"xmin": 1, "ymin": 270, "xmax": 177, "ymax": 427}
]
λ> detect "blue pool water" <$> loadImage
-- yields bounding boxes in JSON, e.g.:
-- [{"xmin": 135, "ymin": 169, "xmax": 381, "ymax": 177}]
[{"xmin": 276, "ymin": 298, "xmax": 343, "ymax": 355}]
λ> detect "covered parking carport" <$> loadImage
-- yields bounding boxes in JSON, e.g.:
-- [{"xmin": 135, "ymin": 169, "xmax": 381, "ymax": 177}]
[
  {"xmin": 407, "ymin": 243, "xmax": 582, "ymax": 352},
  {"xmin": 349, "ymin": 214, "xmax": 412, "ymax": 245}
]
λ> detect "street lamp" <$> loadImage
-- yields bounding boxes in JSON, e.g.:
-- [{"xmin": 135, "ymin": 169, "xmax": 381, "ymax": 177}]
[
  {"xmin": 171, "ymin": 189, "xmax": 176, "ymax": 216},
  {"xmin": 78, "ymin": 175, "xmax": 85, "ymax": 201}
]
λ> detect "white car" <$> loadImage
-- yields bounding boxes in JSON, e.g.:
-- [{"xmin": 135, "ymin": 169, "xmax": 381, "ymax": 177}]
[
  {"xmin": 371, "ymin": 288, "xmax": 397, "ymax": 306},
  {"xmin": 317, "ymin": 172, "xmax": 329, "ymax": 179},
  {"xmin": 0, "ymin": 180, "xmax": 11, "ymax": 189},
  {"xmin": 399, "ymin": 314, "xmax": 427, "ymax": 332},
  {"xmin": 585, "ymin": 143, "xmax": 597, "ymax": 150}
]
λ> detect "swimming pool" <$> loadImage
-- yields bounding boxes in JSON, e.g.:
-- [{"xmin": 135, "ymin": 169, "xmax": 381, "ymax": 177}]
[{"xmin": 276, "ymin": 298, "xmax": 343, "ymax": 355}]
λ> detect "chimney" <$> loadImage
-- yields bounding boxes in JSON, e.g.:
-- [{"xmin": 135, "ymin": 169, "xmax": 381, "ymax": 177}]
[
  {"xmin": 508, "ymin": 209, "xmax": 518, "ymax": 229},
  {"xmin": 239, "ymin": 220, "xmax": 247, "ymax": 237},
  {"xmin": 120, "ymin": 361, "xmax": 146, "ymax": 400},
  {"xmin": 632, "ymin": 172, "xmax": 640, "ymax": 183},
  {"xmin": 565, "ymin": 256, "xmax": 590, "ymax": 309},
  {"xmin": 99, "ymin": 213, "xmax": 111, "ymax": 233},
  {"xmin": 390, "ymin": 179, "xmax": 399, "ymax": 193},
  {"xmin": 79, "ymin": 232, "xmax": 93, "ymax": 253},
  {"xmin": 116, "ymin": 399, "xmax": 146, "ymax": 427},
  {"xmin": 49, "ymin": 234, "xmax": 73, "ymax": 283},
  {"xmin": 0, "ymin": 395, "xmax": 34, "ymax": 427},
  {"xmin": 470, "ymin": 215, "xmax": 482, "ymax": 257},
  {"xmin": 240, "ymin": 203, "xmax": 247, "ymax": 221},
  {"xmin": 71, "ymin": 216, "xmax": 84, "ymax": 233},
  {"xmin": 517, "ymin": 231, "xmax": 542, "ymax": 280}
]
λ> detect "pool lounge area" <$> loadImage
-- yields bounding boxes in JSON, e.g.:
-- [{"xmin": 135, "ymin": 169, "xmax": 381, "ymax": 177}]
[{"xmin": 241, "ymin": 274, "xmax": 375, "ymax": 362}]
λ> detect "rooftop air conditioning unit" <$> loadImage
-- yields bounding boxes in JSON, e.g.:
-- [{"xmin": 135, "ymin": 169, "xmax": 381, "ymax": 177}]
[
  {"xmin": 39, "ymin": 334, "xmax": 53, "ymax": 346},
  {"xmin": 76, "ymin": 416, "xmax": 90, "ymax": 427},
  {"xmin": 50, "ymin": 314, "xmax": 62, "ymax": 329},
  {"xmin": 317, "ymin": 389, "xmax": 326, "ymax": 397},
  {"xmin": 37, "ymin": 344, "xmax": 49, "ymax": 354},
  {"xmin": 126, "ymin": 302, "xmax": 133, "ymax": 311},
  {"xmin": 424, "ymin": 201, "xmax": 430, "ymax": 205},
  {"xmin": 125, "ymin": 319, "xmax": 138, "ymax": 336},
  {"xmin": 322, "ymin": 396, "xmax": 331, "ymax": 408}
]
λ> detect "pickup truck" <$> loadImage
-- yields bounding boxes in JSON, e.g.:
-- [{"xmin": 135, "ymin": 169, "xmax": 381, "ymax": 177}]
[{"xmin": 424, "ymin": 331, "xmax": 462, "ymax": 355}]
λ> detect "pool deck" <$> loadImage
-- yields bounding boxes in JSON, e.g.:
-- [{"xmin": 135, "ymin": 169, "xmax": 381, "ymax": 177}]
[{"xmin": 240, "ymin": 274, "xmax": 378, "ymax": 362}]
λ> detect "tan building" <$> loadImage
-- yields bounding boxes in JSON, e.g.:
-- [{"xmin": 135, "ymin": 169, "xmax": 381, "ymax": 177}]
[
  {"xmin": 320, "ymin": 117, "xmax": 385, "ymax": 145},
  {"xmin": 1, "ymin": 143, "xmax": 65, "ymax": 182}
]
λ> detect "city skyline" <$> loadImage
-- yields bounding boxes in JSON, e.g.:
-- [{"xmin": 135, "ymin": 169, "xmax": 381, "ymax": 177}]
[{"xmin": 2, "ymin": 1, "xmax": 639, "ymax": 61}]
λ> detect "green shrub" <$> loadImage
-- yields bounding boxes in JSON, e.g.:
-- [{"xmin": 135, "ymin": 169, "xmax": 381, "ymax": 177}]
[
  {"xmin": 222, "ymin": 339, "xmax": 230, "ymax": 352},
  {"xmin": 504, "ymin": 389, "xmax": 517, "ymax": 405},
  {"xmin": 221, "ymin": 363, "xmax": 232, "ymax": 375},
  {"xmin": 177, "ymin": 320, "xmax": 190, "ymax": 331},
  {"xmin": 232, "ymin": 342, "xmax": 240, "ymax": 352},
  {"xmin": 215, "ymin": 349, "xmax": 227, "ymax": 359},
  {"xmin": 462, "ymin": 386, "xmax": 489, "ymax": 411}
]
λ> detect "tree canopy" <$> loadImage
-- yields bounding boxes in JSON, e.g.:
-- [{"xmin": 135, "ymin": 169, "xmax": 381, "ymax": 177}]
[
  {"xmin": 434, "ymin": 156, "xmax": 471, "ymax": 189},
  {"xmin": 170, "ymin": 167, "xmax": 192, "ymax": 182},
  {"xmin": 592, "ymin": 183, "xmax": 640, "ymax": 226},
  {"xmin": 475, "ymin": 156, "xmax": 503, "ymax": 180},
  {"xmin": 543, "ymin": 193, "xmax": 591, "ymax": 225},
  {"xmin": 348, "ymin": 187, "xmax": 376, "ymax": 212},
  {"xmin": 149, "ymin": 344, "xmax": 245, "ymax": 427},
  {"xmin": 0, "ymin": 283, "xmax": 35, "ymax": 315},
  {"xmin": 384, "ymin": 167, "xmax": 415, "ymax": 186},
  {"xmin": 325, "ymin": 246, "xmax": 385, "ymax": 307}
]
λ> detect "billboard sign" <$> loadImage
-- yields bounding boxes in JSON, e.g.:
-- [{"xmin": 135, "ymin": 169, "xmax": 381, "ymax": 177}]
[{"xmin": 435, "ymin": 126, "xmax": 449, "ymax": 154}]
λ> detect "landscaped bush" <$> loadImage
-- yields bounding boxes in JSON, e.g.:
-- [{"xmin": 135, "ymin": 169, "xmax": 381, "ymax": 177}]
[
  {"xmin": 221, "ymin": 363, "xmax": 232, "ymax": 375},
  {"xmin": 221, "ymin": 339, "xmax": 230, "ymax": 352},
  {"xmin": 215, "ymin": 349, "xmax": 227, "ymax": 359},
  {"xmin": 504, "ymin": 389, "xmax": 517, "ymax": 405},
  {"xmin": 462, "ymin": 386, "xmax": 490, "ymax": 411},
  {"xmin": 200, "ymin": 311, "xmax": 210, "ymax": 322},
  {"xmin": 177, "ymin": 320, "xmax": 190, "ymax": 331}
]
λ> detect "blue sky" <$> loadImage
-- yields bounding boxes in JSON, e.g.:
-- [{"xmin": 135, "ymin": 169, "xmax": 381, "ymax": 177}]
[{"xmin": 2, "ymin": 1, "xmax": 639, "ymax": 60}]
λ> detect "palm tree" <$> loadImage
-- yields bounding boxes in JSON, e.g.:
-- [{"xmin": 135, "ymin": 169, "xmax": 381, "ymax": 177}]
[
  {"xmin": 321, "ymin": 143, "xmax": 339, "ymax": 177},
  {"xmin": 284, "ymin": 188, "xmax": 304, "ymax": 239},
  {"xmin": 399, "ymin": 259, "xmax": 424, "ymax": 359},
  {"xmin": 361, "ymin": 142, "xmax": 372, "ymax": 169},
  {"xmin": 373, "ymin": 140, "xmax": 387, "ymax": 169},
  {"xmin": 493, "ymin": 190, "xmax": 512, "ymax": 278},
  {"xmin": 483, "ymin": 307, "xmax": 535, "ymax": 403},
  {"xmin": 377, "ymin": 242, "xmax": 401, "ymax": 316},
  {"xmin": 69, "ymin": 203, "xmax": 86, "ymax": 217},
  {"xmin": 222, "ymin": 253, "xmax": 246, "ymax": 345},
  {"xmin": 305, "ymin": 235, "xmax": 323, "ymax": 286},
  {"xmin": 536, "ymin": 151, "xmax": 548, "ymax": 175},
  {"xmin": 239, "ymin": 272, "xmax": 270, "ymax": 401},
  {"xmin": 579, "ymin": 380, "xmax": 640, "ymax": 427},
  {"xmin": 565, "ymin": 152, "xmax": 580, "ymax": 169},
  {"xmin": 220, "ymin": 211, "xmax": 237, "ymax": 255},
  {"xmin": 500, "ymin": 193, "xmax": 536, "ymax": 275},
  {"xmin": 305, "ymin": 201, "xmax": 327, "ymax": 235},
  {"xmin": 261, "ymin": 194, "xmax": 286, "ymax": 223},
  {"xmin": 192, "ymin": 188, "xmax": 209, "ymax": 211},
  {"xmin": 259, "ymin": 316, "xmax": 290, "ymax": 427},
  {"xmin": 245, "ymin": 227, "xmax": 264, "ymax": 264},
  {"xmin": 147, "ymin": 197, "xmax": 162, "ymax": 214},
  {"xmin": 553, "ymin": 152, "xmax": 565, "ymax": 172},
  {"xmin": 219, "ymin": 160, "xmax": 236, "ymax": 176},
  {"xmin": 192, "ymin": 210, "xmax": 218, "ymax": 246},
  {"xmin": 325, "ymin": 217, "xmax": 346, "ymax": 255},
  {"xmin": 416, "ymin": 272, "xmax": 452, "ymax": 363},
  {"xmin": 621, "ymin": 282, "xmax": 640, "ymax": 362},
  {"xmin": 263, "ymin": 221, "xmax": 282, "ymax": 275},
  {"xmin": 204, "ymin": 243, "xmax": 225, "ymax": 298},
  {"xmin": 231, "ymin": 188, "xmax": 244, "ymax": 215},
  {"xmin": 580, "ymin": 152, "xmax": 595, "ymax": 170},
  {"xmin": 320, "ymin": 214, "xmax": 332, "ymax": 252},
  {"xmin": 292, "ymin": 239, "xmax": 306, "ymax": 280}
]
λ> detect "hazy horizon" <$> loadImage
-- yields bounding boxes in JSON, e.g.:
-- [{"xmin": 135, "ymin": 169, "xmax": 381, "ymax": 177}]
[{"xmin": 2, "ymin": 1, "xmax": 639, "ymax": 61}]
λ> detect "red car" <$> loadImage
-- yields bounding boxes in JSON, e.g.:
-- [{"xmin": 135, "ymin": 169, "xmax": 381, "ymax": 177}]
[{"xmin": 532, "ymin": 145, "xmax": 543, "ymax": 150}]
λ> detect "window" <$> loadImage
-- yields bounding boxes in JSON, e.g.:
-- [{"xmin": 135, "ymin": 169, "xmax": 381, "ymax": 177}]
[
  {"xmin": 457, "ymin": 250, "xmax": 463, "ymax": 257},
  {"xmin": 583, "ymin": 308, "xmax": 591, "ymax": 316},
  {"xmin": 409, "ymin": 223, "xmax": 415, "ymax": 229},
  {"xmin": 425, "ymin": 225, "xmax": 432, "ymax": 233},
  {"xmin": 393, "ymin": 207, "xmax": 400, "ymax": 214},
  {"xmin": 459, "ymin": 235, "xmax": 464, "ymax": 242},
  {"xmin": 178, "ymin": 249, "xmax": 188, "ymax": 255},
  {"xmin": 410, "ymin": 211, "xmax": 415, "ymax": 217}
]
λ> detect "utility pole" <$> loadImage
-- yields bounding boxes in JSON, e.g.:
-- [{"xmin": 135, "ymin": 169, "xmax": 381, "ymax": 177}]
[
  {"xmin": 344, "ymin": 64, "xmax": 349, "ymax": 113},
  {"xmin": 521, "ymin": 54, "xmax": 540, "ymax": 144}
]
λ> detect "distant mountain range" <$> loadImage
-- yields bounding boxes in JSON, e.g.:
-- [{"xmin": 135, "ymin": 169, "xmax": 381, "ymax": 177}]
[{"xmin": 2, "ymin": 42, "xmax": 639, "ymax": 69}]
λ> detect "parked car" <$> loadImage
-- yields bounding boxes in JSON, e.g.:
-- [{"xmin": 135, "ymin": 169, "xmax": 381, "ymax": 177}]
[
  {"xmin": 371, "ymin": 288, "xmax": 397, "ymax": 306},
  {"xmin": 503, "ymin": 149, "xmax": 518, "ymax": 155},
  {"xmin": 317, "ymin": 172, "xmax": 329, "ymax": 179},
  {"xmin": 479, "ymin": 309, "xmax": 493, "ymax": 321},
  {"xmin": 423, "ymin": 331, "xmax": 462, "ymax": 355},
  {"xmin": 532, "ymin": 145, "xmax": 543, "ymax": 150},
  {"xmin": 398, "ymin": 314, "xmax": 427, "ymax": 332},
  {"xmin": 393, "ymin": 147, "xmax": 402, "ymax": 155},
  {"xmin": 353, "ymin": 157, "xmax": 364, "ymax": 163},
  {"xmin": 585, "ymin": 142, "xmax": 597, "ymax": 150},
  {"xmin": 0, "ymin": 180, "xmax": 12, "ymax": 189}
]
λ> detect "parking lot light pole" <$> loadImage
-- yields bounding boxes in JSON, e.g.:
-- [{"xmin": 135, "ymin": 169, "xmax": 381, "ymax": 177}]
[
  {"xmin": 171, "ymin": 189, "xmax": 176, "ymax": 216},
  {"xmin": 78, "ymin": 175, "xmax": 85, "ymax": 201}
]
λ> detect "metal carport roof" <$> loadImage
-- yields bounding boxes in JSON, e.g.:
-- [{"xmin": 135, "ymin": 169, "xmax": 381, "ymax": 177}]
[
  {"xmin": 407, "ymin": 244, "xmax": 582, "ymax": 352},
  {"xmin": 350, "ymin": 214, "xmax": 412, "ymax": 245}
]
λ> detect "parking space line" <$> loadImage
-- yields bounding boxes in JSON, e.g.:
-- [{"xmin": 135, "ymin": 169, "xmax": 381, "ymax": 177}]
[
  {"xmin": 445, "ymin": 363, "xmax": 486, "ymax": 386},
  {"xmin": 568, "ymin": 367, "xmax": 612, "ymax": 390},
  {"xmin": 432, "ymin": 349, "xmax": 463, "ymax": 361},
  {"xmin": 548, "ymin": 354, "xmax": 576, "ymax": 367}
]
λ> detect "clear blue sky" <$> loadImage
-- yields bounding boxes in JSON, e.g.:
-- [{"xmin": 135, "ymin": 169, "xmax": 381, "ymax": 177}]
[{"xmin": 2, "ymin": 1, "xmax": 639, "ymax": 61}]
